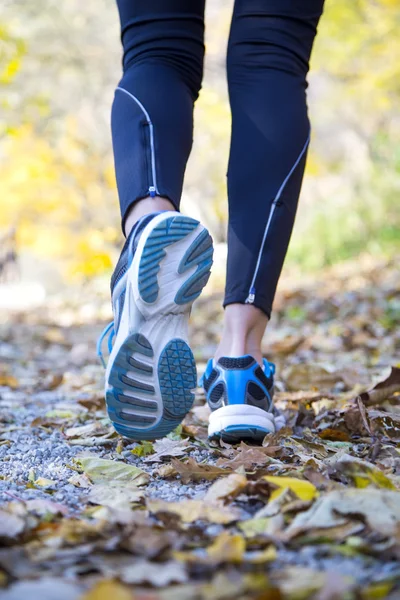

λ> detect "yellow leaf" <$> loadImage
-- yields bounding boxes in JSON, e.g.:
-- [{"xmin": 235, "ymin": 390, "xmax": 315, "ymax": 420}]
[
  {"xmin": 34, "ymin": 477, "xmax": 56, "ymax": 488},
  {"xmin": 360, "ymin": 581, "xmax": 394, "ymax": 600},
  {"xmin": 147, "ymin": 498, "xmax": 239, "ymax": 524},
  {"xmin": 339, "ymin": 459, "xmax": 397, "ymax": 491},
  {"xmin": 247, "ymin": 545, "xmax": 277, "ymax": 564},
  {"xmin": 207, "ymin": 532, "xmax": 246, "ymax": 563},
  {"xmin": 238, "ymin": 517, "xmax": 273, "ymax": 538},
  {"xmin": 80, "ymin": 580, "xmax": 133, "ymax": 600},
  {"xmin": 263, "ymin": 476, "xmax": 317, "ymax": 501},
  {"xmin": 0, "ymin": 374, "xmax": 18, "ymax": 388}
]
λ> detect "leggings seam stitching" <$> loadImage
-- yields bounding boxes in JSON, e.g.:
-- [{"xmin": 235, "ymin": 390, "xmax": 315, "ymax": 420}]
[
  {"xmin": 245, "ymin": 130, "xmax": 311, "ymax": 304},
  {"xmin": 116, "ymin": 86, "xmax": 160, "ymax": 196}
]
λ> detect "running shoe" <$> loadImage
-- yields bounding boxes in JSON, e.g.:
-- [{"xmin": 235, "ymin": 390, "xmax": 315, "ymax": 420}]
[
  {"xmin": 202, "ymin": 355, "xmax": 279, "ymax": 443},
  {"xmin": 98, "ymin": 211, "xmax": 213, "ymax": 440}
]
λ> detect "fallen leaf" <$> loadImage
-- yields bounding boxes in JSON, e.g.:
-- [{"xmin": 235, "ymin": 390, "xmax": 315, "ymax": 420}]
[
  {"xmin": 238, "ymin": 517, "xmax": 273, "ymax": 538},
  {"xmin": 271, "ymin": 567, "xmax": 338, "ymax": 600},
  {"xmin": 153, "ymin": 463, "xmax": 177, "ymax": 478},
  {"xmin": 124, "ymin": 525, "xmax": 177, "ymax": 558},
  {"xmin": 216, "ymin": 442, "xmax": 277, "ymax": 470},
  {"xmin": 314, "ymin": 570, "xmax": 355, "ymax": 600},
  {"xmin": 80, "ymin": 580, "xmax": 133, "ymax": 600},
  {"xmin": 147, "ymin": 498, "xmax": 239, "ymax": 524},
  {"xmin": 263, "ymin": 476, "xmax": 318, "ymax": 501},
  {"xmin": 88, "ymin": 482, "xmax": 144, "ymax": 508},
  {"xmin": 332, "ymin": 456, "xmax": 397, "ymax": 490},
  {"xmin": 130, "ymin": 440, "xmax": 154, "ymax": 457},
  {"xmin": 120, "ymin": 559, "xmax": 187, "ymax": 586},
  {"xmin": 360, "ymin": 582, "xmax": 394, "ymax": 600},
  {"xmin": 204, "ymin": 473, "xmax": 247, "ymax": 503},
  {"xmin": 144, "ymin": 438, "xmax": 191, "ymax": 462},
  {"xmin": 68, "ymin": 473, "xmax": 92, "ymax": 488},
  {"xmin": 286, "ymin": 488, "xmax": 400, "ymax": 539},
  {"xmin": 34, "ymin": 477, "xmax": 56, "ymax": 489},
  {"xmin": 75, "ymin": 455, "xmax": 149, "ymax": 486},
  {"xmin": 65, "ymin": 423, "xmax": 113, "ymax": 439},
  {"xmin": 246, "ymin": 545, "xmax": 277, "ymax": 564},
  {"xmin": 0, "ymin": 578, "xmax": 82, "ymax": 600},
  {"xmin": 44, "ymin": 409, "xmax": 77, "ymax": 420},
  {"xmin": 0, "ymin": 373, "xmax": 18, "ymax": 388},
  {"xmin": 25, "ymin": 499, "xmax": 69, "ymax": 517},
  {"xmin": 40, "ymin": 373, "xmax": 64, "ymax": 391},
  {"xmin": 369, "ymin": 409, "xmax": 400, "ymax": 441},
  {"xmin": 359, "ymin": 367, "xmax": 400, "ymax": 407},
  {"xmin": 0, "ymin": 509, "xmax": 25, "ymax": 539},
  {"xmin": 283, "ymin": 363, "xmax": 341, "ymax": 392},
  {"xmin": 207, "ymin": 532, "xmax": 245, "ymax": 563},
  {"xmin": 171, "ymin": 457, "xmax": 232, "ymax": 483}
]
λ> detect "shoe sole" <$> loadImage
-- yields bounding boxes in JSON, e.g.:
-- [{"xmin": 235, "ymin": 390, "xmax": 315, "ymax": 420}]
[
  {"xmin": 105, "ymin": 212, "xmax": 213, "ymax": 441},
  {"xmin": 208, "ymin": 405, "xmax": 276, "ymax": 444}
]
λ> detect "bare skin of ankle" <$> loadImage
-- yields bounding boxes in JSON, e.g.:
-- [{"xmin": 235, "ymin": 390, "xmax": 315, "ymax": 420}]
[
  {"xmin": 124, "ymin": 195, "xmax": 176, "ymax": 237},
  {"xmin": 214, "ymin": 303, "xmax": 268, "ymax": 366}
]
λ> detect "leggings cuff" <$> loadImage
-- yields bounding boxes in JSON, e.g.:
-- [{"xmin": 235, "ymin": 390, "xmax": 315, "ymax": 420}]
[
  {"xmin": 223, "ymin": 294, "xmax": 272, "ymax": 320},
  {"xmin": 121, "ymin": 189, "xmax": 180, "ymax": 235}
]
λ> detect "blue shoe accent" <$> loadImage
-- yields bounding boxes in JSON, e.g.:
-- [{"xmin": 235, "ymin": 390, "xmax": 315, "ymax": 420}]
[
  {"xmin": 159, "ymin": 339, "xmax": 197, "ymax": 417},
  {"xmin": 107, "ymin": 336, "xmax": 196, "ymax": 441},
  {"xmin": 139, "ymin": 216, "xmax": 199, "ymax": 304},
  {"xmin": 217, "ymin": 424, "xmax": 272, "ymax": 444},
  {"xmin": 203, "ymin": 355, "xmax": 276, "ymax": 443},
  {"xmin": 175, "ymin": 228, "xmax": 214, "ymax": 305}
]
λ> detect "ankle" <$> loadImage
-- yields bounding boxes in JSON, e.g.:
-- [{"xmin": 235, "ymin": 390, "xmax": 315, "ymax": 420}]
[
  {"xmin": 214, "ymin": 303, "xmax": 268, "ymax": 366},
  {"xmin": 124, "ymin": 196, "xmax": 176, "ymax": 237}
]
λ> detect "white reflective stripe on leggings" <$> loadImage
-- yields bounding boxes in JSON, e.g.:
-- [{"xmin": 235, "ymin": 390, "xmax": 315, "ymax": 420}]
[
  {"xmin": 245, "ymin": 132, "xmax": 311, "ymax": 304},
  {"xmin": 116, "ymin": 86, "xmax": 160, "ymax": 197}
]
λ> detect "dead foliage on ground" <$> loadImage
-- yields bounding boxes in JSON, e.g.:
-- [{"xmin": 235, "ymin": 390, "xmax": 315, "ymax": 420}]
[{"xmin": 0, "ymin": 256, "xmax": 399, "ymax": 599}]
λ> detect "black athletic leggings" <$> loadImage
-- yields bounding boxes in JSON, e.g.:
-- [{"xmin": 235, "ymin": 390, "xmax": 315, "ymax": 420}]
[{"xmin": 112, "ymin": 0, "xmax": 324, "ymax": 317}]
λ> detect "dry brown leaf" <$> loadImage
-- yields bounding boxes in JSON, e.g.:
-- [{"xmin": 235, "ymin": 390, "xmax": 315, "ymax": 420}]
[
  {"xmin": 171, "ymin": 457, "xmax": 232, "ymax": 483},
  {"xmin": 369, "ymin": 409, "xmax": 400, "ymax": 441},
  {"xmin": 204, "ymin": 473, "xmax": 247, "ymax": 503},
  {"xmin": 285, "ymin": 488, "xmax": 400, "ymax": 539},
  {"xmin": 283, "ymin": 363, "xmax": 341, "ymax": 392},
  {"xmin": 216, "ymin": 442, "xmax": 278, "ymax": 470},
  {"xmin": 359, "ymin": 367, "xmax": 400, "ymax": 407},
  {"xmin": 153, "ymin": 463, "xmax": 177, "ymax": 478},
  {"xmin": 88, "ymin": 482, "xmax": 145, "ymax": 508},
  {"xmin": 65, "ymin": 423, "xmax": 112, "ymax": 439},
  {"xmin": 144, "ymin": 438, "xmax": 191, "ymax": 463},
  {"xmin": 124, "ymin": 525, "xmax": 177, "ymax": 558}
]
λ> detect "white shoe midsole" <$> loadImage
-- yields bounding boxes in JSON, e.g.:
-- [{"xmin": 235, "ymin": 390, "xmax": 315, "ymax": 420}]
[{"xmin": 208, "ymin": 404, "xmax": 276, "ymax": 436}]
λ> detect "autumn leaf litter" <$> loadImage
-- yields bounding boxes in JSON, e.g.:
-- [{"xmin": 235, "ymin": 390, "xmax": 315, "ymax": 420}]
[{"xmin": 0, "ymin": 256, "xmax": 400, "ymax": 599}]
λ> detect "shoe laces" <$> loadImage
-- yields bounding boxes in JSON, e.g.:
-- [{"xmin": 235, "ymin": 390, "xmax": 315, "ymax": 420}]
[{"xmin": 96, "ymin": 321, "xmax": 115, "ymax": 369}]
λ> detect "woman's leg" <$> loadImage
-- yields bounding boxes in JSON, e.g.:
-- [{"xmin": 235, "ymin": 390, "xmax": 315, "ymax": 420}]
[
  {"xmin": 217, "ymin": 0, "xmax": 324, "ymax": 363},
  {"xmin": 103, "ymin": 1, "xmax": 213, "ymax": 442},
  {"xmin": 112, "ymin": 0, "xmax": 206, "ymax": 234}
]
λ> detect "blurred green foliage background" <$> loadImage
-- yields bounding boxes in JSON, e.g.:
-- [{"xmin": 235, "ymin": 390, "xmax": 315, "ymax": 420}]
[{"xmin": 0, "ymin": 0, "xmax": 399, "ymax": 283}]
